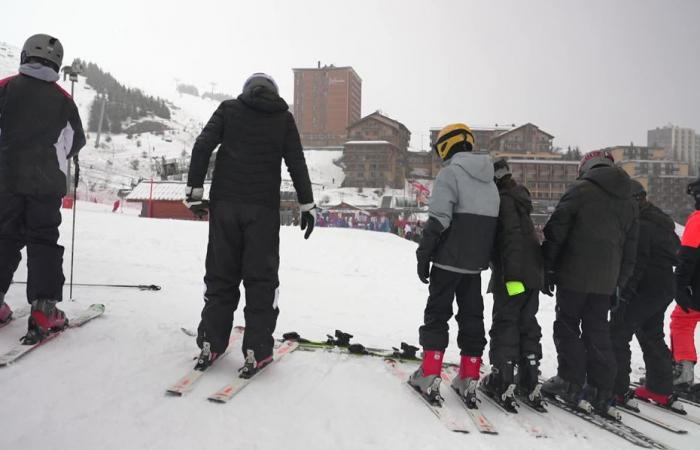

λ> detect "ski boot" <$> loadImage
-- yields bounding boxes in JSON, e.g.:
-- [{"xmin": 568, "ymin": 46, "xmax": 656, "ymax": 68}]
[
  {"xmin": 584, "ymin": 386, "xmax": 621, "ymax": 421},
  {"xmin": 194, "ymin": 341, "xmax": 220, "ymax": 371},
  {"xmin": 613, "ymin": 389, "xmax": 640, "ymax": 412},
  {"xmin": 634, "ymin": 386, "xmax": 686, "ymax": 414},
  {"xmin": 239, "ymin": 349, "xmax": 273, "ymax": 379},
  {"xmin": 0, "ymin": 294, "xmax": 12, "ymax": 326},
  {"xmin": 480, "ymin": 362, "xmax": 518, "ymax": 412},
  {"xmin": 516, "ymin": 354, "xmax": 547, "ymax": 411},
  {"xmin": 408, "ymin": 350, "xmax": 444, "ymax": 406},
  {"xmin": 20, "ymin": 300, "xmax": 68, "ymax": 345},
  {"xmin": 451, "ymin": 355, "xmax": 481, "ymax": 409},
  {"xmin": 541, "ymin": 375, "xmax": 592, "ymax": 413},
  {"xmin": 673, "ymin": 360, "xmax": 696, "ymax": 389}
]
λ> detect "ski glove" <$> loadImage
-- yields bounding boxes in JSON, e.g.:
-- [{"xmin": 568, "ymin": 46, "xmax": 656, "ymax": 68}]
[
  {"xmin": 676, "ymin": 285, "xmax": 693, "ymax": 313},
  {"xmin": 506, "ymin": 281, "xmax": 526, "ymax": 297},
  {"xmin": 184, "ymin": 186, "xmax": 209, "ymax": 219},
  {"xmin": 541, "ymin": 271, "xmax": 556, "ymax": 297},
  {"xmin": 610, "ymin": 286, "xmax": 629, "ymax": 321},
  {"xmin": 416, "ymin": 218, "xmax": 445, "ymax": 285},
  {"xmin": 417, "ymin": 256, "xmax": 430, "ymax": 284},
  {"xmin": 300, "ymin": 203, "xmax": 317, "ymax": 240}
]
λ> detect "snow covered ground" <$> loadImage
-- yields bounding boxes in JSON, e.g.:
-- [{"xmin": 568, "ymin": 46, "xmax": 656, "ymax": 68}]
[{"xmin": 0, "ymin": 203, "xmax": 698, "ymax": 450}]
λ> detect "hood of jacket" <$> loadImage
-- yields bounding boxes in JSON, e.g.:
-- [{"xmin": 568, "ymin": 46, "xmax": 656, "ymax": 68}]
[
  {"xmin": 501, "ymin": 181, "xmax": 533, "ymax": 214},
  {"xmin": 19, "ymin": 63, "xmax": 60, "ymax": 82},
  {"xmin": 448, "ymin": 152, "xmax": 494, "ymax": 183},
  {"xmin": 581, "ymin": 166, "xmax": 631, "ymax": 199},
  {"xmin": 237, "ymin": 86, "xmax": 289, "ymax": 113},
  {"xmin": 641, "ymin": 201, "xmax": 675, "ymax": 232}
]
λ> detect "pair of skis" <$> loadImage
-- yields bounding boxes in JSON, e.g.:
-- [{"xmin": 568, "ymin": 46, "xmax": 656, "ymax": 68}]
[
  {"xmin": 384, "ymin": 358, "xmax": 497, "ymax": 435},
  {"xmin": 0, "ymin": 304, "xmax": 106, "ymax": 367},
  {"xmin": 167, "ymin": 326, "xmax": 298, "ymax": 403}
]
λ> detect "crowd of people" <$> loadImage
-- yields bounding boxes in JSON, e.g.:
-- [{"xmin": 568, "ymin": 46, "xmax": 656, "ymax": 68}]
[
  {"xmin": 0, "ymin": 34, "xmax": 698, "ymax": 414},
  {"xmin": 409, "ymin": 123, "xmax": 700, "ymax": 418}
]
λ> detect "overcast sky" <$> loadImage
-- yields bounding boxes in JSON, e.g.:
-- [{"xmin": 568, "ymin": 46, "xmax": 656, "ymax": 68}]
[{"xmin": 3, "ymin": 0, "xmax": 699, "ymax": 150}]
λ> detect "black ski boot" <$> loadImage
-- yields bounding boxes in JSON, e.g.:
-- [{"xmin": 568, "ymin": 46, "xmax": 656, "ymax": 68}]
[
  {"xmin": 584, "ymin": 386, "xmax": 621, "ymax": 421},
  {"xmin": 194, "ymin": 341, "xmax": 220, "ymax": 371},
  {"xmin": 542, "ymin": 375, "xmax": 592, "ymax": 413},
  {"xmin": 516, "ymin": 354, "xmax": 547, "ymax": 412},
  {"xmin": 480, "ymin": 362, "xmax": 518, "ymax": 413},
  {"xmin": 239, "ymin": 350, "xmax": 273, "ymax": 379}
]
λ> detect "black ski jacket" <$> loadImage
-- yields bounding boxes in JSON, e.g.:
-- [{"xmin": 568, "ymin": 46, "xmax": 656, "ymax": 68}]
[
  {"xmin": 542, "ymin": 166, "xmax": 638, "ymax": 296},
  {"xmin": 624, "ymin": 202, "xmax": 679, "ymax": 302},
  {"xmin": 186, "ymin": 86, "xmax": 313, "ymax": 208},
  {"xmin": 489, "ymin": 178, "xmax": 544, "ymax": 292},
  {"xmin": 0, "ymin": 72, "xmax": 85, "ymax": 196}
]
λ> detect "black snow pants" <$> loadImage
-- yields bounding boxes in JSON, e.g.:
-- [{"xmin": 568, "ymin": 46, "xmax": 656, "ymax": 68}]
[
  {"xmin": 554, "ymin": 288, "xmax": 616, "ymax": 390},
  {"xmin": 198, "ymin": 201, "xmax": 280, "ymax": 361},
  {"xmin": 0, "ymin": 193, "xmax": 64, "ymax": 301},
  {"xmin": 419, "ymin": 266, "xmax": 486, "ymax": 356},
  {"xmin": 611, "ymin": 296, "xmax": 674, "ymax": 396},
  {"xmin": 488, "ymin": 285, "xmax": 542, "ymax": 367}
]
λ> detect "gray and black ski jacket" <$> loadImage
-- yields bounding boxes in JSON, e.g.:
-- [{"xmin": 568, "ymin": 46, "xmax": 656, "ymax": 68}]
[{"xmin": 424, "ymin": 152, "xmax": 500, "ymax": 274}]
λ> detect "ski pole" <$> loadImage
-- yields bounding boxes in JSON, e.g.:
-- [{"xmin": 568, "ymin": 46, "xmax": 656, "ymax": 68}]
[
  {"xmin": 69, "ymin": 156, "xmax": 79, "ymax": 300},
  {"xmin": 12, "ymin": 281, "xmax": 161, "ymax": 291}
]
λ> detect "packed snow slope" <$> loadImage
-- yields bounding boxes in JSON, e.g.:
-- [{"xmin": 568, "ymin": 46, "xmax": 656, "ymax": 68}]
[{"xmin": 0, "ymin": 204, "xmax": 698, "ymax": 450}]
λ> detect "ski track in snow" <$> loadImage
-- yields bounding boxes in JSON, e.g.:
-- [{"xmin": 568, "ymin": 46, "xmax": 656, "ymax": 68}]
[{"xmin": 0, "ymin": 202, "xmax": 698, "ymax": 449}]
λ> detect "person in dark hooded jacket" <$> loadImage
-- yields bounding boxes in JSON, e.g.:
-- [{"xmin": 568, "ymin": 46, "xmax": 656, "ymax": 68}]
[
  {"xmin": 481, "ymin": 159, "xmax": 544, "ymax": 410},
  {"xmin": 541, "ymin": 150, "xmax": 638, "ymax": 419},
  {"xmin": 610, "ymin": 180, "xmax": 682, "ymax": 412},
  {"xmin": 184, "ymin": 73, "xmax": 315, "ymax": 377}
]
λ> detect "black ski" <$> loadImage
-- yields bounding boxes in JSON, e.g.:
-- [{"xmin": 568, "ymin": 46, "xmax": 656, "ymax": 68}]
[{"xmin": 544, "ymin": 394, "xmax": 672, "ymax": 449}]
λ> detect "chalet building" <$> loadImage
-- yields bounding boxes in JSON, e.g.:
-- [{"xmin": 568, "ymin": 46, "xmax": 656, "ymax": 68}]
[
  {"xmin": 509, "ymin": 159, "xmax": 579, "ymax": 203},
  {"xmin": 342, "ymin": 112, "xmax": 411, "ymax": 189},
  {"xmin": 490, "ymin": 123, "xmax": 554, "ymax": 154},
  {"xmin": 429, "ymin": 123, "xmax": 554, "ymax": 155},
  {"xmin": 406, "ymin": 150, "xmax": 441, "ymax": 179}
]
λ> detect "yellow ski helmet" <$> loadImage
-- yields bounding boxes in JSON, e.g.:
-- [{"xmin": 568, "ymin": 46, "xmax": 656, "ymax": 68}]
[{"xmin": 434, "ymin": 123, "xmax": 475, "ymax": 160}]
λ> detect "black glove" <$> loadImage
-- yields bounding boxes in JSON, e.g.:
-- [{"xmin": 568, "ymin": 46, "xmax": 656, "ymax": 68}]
[
  {"xmin": 611, "ymin": 286, "xmax": 630, "ymax": 323},
  {"xmin": 183, "ymin": 186, "xmax": 209, "ymax": 219},
  {"xmin": 417, "ymin": 257, "xmax": 430, "ymax": 284},
  {"xmin": 416, "ymin": 218, "xmax": 444, "ymax": 285},
  {"xmin": 676, "ymin": 285, "xmax": 693, "ymax": 313},
  {"xmin": 541, "ymin": 271, "xmax": 556, "ymax": 297},
  {"xmin": 300, "ymin": 204, "xmax": 317, "ymax": 240}
]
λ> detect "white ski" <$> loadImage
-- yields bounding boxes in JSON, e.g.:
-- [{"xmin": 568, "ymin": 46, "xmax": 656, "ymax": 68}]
[
  {"xmin": 0, "ymin": 305, "xmax": 30, "ymax": 329},
  {"xmin": 166, "ymin": 325, "xmax": 245, "ymax": 396},
  {"xmin": 208, "ymin": 340, "xmax": 299, "ymax": 403},
  {"xmin": 384, "ymin": 358, "xmax": 472, "ymax": 433},
  {"xmin": 440, "ymin": 366, "xmax": 498, "ymax": 435},
  {"xmin": 0, "ymin": 304, "xmax": 105, "ymax": 367}
]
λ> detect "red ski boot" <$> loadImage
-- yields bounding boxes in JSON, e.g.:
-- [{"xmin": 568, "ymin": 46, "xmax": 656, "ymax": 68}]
[
  {"xmin": 0, "ymin": 299, "xmax": 12, "ymax": 326},
  {"xmin": 408, "ymin": 350, "xmax": 445, "ymax": 405},
  {"xmin": 21, "ymin": 300, "xmax": 68, "ymax": 344},
  {"xmin": 634, "ymin": 386, "xmax": 686, "ymax": 414},
  {"xmin": 451, "ymin": 356, "xmax": 481, "ymax": 409}
]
